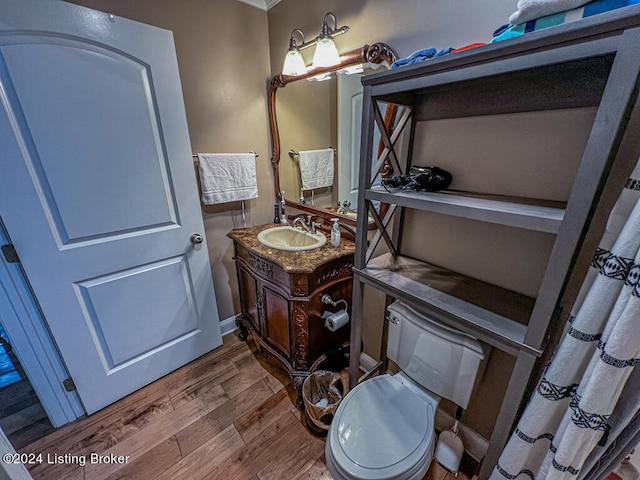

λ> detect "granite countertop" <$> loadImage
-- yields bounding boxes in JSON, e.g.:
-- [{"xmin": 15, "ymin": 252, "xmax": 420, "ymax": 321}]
[{"xmin": 227, "ymin": 223, "xmax": 355, "ymax": 273}]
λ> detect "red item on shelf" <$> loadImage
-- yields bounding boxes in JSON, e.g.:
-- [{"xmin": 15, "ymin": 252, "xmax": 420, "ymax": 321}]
[{"xmin": 452, "ymin": 42, "xmax": 487, "ymax": 53}]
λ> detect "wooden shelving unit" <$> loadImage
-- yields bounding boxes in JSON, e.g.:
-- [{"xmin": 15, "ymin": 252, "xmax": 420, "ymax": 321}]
[{"xmin": 349, "ymin": 6, "xmax": 640, "ymax": 479}]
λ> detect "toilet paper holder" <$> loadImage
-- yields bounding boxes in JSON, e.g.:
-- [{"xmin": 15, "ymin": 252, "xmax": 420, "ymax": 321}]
[
  {"xmin": 321, "ymin": 294, "xmax": 349, "ymax": 332},
  {"xmin": 321, "ymin": 294, "xmax": 348, "ymax": 309}
]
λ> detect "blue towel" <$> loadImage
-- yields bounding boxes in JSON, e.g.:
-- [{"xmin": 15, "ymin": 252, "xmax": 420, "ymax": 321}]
[{"xmin": 391, "ymin": 47, "xmax": 453, "ymax": 68}]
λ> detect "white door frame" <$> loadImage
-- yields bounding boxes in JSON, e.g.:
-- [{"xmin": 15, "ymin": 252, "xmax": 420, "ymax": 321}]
[{"xmin": 0, "ymin": 220, "xmax": 84, "ymax": 428}]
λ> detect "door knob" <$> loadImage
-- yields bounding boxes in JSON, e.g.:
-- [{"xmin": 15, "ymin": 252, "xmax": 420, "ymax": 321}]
[{"xmin": 190, "ymin": 233, "xmax": 204, "ymax": 245}]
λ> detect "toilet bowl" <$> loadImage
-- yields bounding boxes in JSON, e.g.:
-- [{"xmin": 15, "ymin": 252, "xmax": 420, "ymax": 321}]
[
  {"xmin": 325, "ymin": 373, "xmax": 438, "ymax": 480},
  {"xmin": 325, "ymin": 301, "xmax": 486, "ymax": 480}
]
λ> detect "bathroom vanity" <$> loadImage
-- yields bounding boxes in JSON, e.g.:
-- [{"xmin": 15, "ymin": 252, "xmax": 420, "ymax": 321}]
[{"xmin": 228, "ymin": 223, "xmax": 354, "ymax": 402}]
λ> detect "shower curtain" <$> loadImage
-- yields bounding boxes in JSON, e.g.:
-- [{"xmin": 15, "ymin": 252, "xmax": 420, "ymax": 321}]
[{"xmin": 491, "ymin": 162, "xmax": 640, "ymax": 480}]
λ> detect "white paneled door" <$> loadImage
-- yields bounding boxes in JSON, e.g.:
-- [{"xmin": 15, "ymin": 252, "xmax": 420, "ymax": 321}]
[{"xmin": 0, "ymin": 0, "xmax": 222, "ymax": 414}]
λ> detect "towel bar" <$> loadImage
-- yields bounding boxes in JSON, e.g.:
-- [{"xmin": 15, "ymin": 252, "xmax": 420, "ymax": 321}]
[
  {"xmin": 192, "ymin": 151, "xmax": 259, "ymax": 166},
  {"xmin": 288, "ymin": 147, "xmax": 335, "ymax": 160}
]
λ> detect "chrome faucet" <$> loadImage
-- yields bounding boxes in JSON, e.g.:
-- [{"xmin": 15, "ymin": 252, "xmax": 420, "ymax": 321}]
[
  {"xmin": 292, "ymin": 215, "xmax": 311, "ymax": 232},
  {"xmin": 292, "ymin": 215, "xmax": 321, "ymax": 234}
]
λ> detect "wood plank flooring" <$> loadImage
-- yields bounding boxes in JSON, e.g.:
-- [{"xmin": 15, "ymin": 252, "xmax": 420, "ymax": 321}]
[
  {"xmin": 18, "ymin": 332, "xmax": 471, "ymax": 480},
  {"xmin": 0, "ymin": 327, "xmax": 55, "ymax": 450}
]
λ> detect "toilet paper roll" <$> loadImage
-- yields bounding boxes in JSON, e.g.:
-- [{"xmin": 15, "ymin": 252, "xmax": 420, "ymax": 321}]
[{"xmin": 323, "ymin": 309, "xmax": 349, "ymax": 332}]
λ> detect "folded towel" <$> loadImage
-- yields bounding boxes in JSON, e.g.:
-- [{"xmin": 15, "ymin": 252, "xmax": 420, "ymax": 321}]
[
  {"xmin": 391, "ymin": 47, "xmax": 453, "ymax": 68},
  {"xmin": 493, "ymin": 0, "xmax": 640, "ymax": 43},
  {"xmin": 197, "ymin": 153, "xmax": 258, "ymax": 205},
  {"xmin": 509, "ymin": 0, "xmax": 592, "ymax": 24},
  {"xmin": 298, "ymin": 148, "xmax": 334, "ymax": 190}
]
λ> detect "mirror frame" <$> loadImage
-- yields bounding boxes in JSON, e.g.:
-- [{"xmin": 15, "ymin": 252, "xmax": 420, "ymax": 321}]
[{"xmin": 268, "ymin": 42, "xmax": 396, "ymax": 226}]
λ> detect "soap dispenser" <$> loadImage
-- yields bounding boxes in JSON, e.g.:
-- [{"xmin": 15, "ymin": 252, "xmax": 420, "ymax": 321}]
[{"xmin": 330, "ymin": 218, "xmax": 341, "ymax": 248}]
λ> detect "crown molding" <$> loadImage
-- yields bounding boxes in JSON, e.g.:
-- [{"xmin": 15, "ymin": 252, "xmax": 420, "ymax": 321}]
[
  {"xmin": 235, "ymin": 0, "xmax": 282, "ymax": 11},
  {"xmin": 264, "ymin": 0, "xmax": 282, "ymax": 9}
]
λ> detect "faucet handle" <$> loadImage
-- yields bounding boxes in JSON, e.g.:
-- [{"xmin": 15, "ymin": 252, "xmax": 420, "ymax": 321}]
[{"xmin": 311, "ymin": 221, "xmax": 322, "ymax": 234}]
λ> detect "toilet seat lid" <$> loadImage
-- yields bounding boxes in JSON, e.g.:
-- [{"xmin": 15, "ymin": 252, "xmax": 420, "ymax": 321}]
[{"xmin": 329, "ymin": 374, "xmax": 435, "ymax": 478}]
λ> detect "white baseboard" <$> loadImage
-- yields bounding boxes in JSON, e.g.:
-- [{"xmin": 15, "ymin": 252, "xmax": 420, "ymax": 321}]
[
  {"xmin": 220, "ymin": 315, "xmax": 239, "ymax": 337},
  {"xmin": 359, "ymin": 352, "xmax": 488, "ymax": 461},
  {"xmin": 433, "ymin": 407, "xmax": 488, "ymax": 462},
  {"xmin": 359, "ymin": 351, "xmax": 379, "ymax": 373}
]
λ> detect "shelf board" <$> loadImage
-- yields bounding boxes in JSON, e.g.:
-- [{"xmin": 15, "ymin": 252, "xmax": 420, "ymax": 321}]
[
  {"xmin": 375, "ymin": 54, "xmax": 611, "ymax": 119},
  {"xmin": 366, "ymin": 186, "xmax": 565, "ymax": 233},
  {"xmin": 355, "ymin": 253, "xmax": 541, "ymax": 356}
]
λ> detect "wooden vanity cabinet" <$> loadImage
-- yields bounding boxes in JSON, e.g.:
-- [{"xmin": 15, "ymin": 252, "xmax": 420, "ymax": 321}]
[{"xmin": 229, "ymin": 227, "xmax": 354, "ymax": 400}]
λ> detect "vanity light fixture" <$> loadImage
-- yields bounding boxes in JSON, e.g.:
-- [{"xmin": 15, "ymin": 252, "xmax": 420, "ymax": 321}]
[
  {"xmin": 281, "ymin": 12, "xmax": 349, "ymax": 76},
  {"xmin": 282, "ymin": 29, "xmax": 307, "ymax": 76},
  {"xmin": 311, "ymin": 13, "xmax": 344, "ymax": 68}
]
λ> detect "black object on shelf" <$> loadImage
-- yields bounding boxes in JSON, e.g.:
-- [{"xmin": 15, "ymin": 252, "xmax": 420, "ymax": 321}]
[{"xmin": 381, "ymin": 165, "xmax": 452, "ymax": 192}]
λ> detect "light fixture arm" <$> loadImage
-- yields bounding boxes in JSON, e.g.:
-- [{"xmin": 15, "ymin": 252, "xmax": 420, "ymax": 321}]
[
  {"xmin": 320, "ymin": 12, "xmax": 336, "ymax": 37},
  {"xmin": 296, "ymin": 12, "xmax": 349, "ymax": 51},
  {"xmin": 320, "ymin": 12, "xmax": 349, "ymax": 38},
  {"xmin": 320, "ymin": 12, "xmax": 349, "ymax": 39},
  {"xmin": 288, "ymin": 28, "xmax": 305, "ymax": 50}
]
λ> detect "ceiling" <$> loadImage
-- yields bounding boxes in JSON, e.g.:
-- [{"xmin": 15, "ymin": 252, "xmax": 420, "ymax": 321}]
[{"xmin": 236, "ymin": 0, "xmax": 281, "ymax": 11}]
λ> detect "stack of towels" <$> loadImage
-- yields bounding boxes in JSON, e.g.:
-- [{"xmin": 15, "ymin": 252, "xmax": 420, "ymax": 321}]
[
  {"xmin": 493, "ymin": 0, "xmax": 640, "ymax": 43},
  {"xmin": 508, "ymin": 0, "xmax": 596, "ymax": 24}
]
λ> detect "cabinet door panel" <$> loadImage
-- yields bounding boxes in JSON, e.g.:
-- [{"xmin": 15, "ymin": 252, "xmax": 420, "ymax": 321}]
[
  {"xmin": 237, "ymin": 266, "xmax": 260, "ymax": 333},
  {"xmin": 263, "ymin": 286, "xmax": 291, "ymax": 358}
]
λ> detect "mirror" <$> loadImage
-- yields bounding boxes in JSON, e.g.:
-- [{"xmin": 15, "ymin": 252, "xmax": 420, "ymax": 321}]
[{"xmin": 269, "ymin": 42, "xmax": 396, "ymax": 226}]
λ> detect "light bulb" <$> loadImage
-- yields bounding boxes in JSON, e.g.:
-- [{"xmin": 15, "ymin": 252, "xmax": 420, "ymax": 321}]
[
  {"xmin": 282, "ymin": 49, "xmax": 307, "ymax": 76},
  {"xmin": 312, "ymin": 38, "xmax": 340, "ymax": 68}
]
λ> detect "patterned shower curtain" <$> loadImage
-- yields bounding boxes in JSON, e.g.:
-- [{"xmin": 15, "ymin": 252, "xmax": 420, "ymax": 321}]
[{"xmin": 490, "ymin": 163, "xmax": 640, "ymax": 480}]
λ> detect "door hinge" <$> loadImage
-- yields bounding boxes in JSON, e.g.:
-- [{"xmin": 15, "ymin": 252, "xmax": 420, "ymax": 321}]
[
  {"xmin": 1, "ymin": 244, "xmax": 20, "ymax": 263},
  {"xmin": 63, "ymin": 378, "xmax": 77, "ymax": 392}
]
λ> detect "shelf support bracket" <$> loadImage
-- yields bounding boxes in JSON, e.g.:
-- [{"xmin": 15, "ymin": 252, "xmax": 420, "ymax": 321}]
[
  {"xmin": 371, "ymin": 101, "xmax": 406, "ymax": 181},
  {"xmin": 371, "ymin": 105, "xmax": 412, "ymax": 183},
  {"xmin": 366, "ymin": 202, "xmax": 398, "ymax": 263}
]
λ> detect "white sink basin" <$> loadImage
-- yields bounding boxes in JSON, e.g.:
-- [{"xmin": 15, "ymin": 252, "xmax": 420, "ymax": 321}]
[{"xmin": 257, "ymin": 226, "xmax": 327, "ymax": 251}]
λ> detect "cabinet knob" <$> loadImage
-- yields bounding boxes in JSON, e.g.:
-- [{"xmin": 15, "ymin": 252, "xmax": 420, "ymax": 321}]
[{"xmin": 190, "ymin": 233, "xmax": 204, "ymax": 245}]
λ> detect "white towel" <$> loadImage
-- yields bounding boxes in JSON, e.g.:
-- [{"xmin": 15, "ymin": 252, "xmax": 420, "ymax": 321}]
[
  {"xmin": 298, "ymin": 148, "xmax": 335, "ymax": 190},
  {"xmin": 508, "ymin": 0, "xmax": 592, "ymax": 25},
  {"xmin": 197, "ymin": 153, "xmax": 258, "ymax": 205}
]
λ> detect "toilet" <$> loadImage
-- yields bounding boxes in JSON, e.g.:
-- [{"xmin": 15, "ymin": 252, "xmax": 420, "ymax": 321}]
[{"xmin": 325, "ymin": 301, "xmax": 486, "ymax": 480}]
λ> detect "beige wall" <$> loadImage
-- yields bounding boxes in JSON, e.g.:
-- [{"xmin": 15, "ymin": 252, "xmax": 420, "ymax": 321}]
[
  {"xmin": 267, "ymin": 0, "xmax": 519, "ymax": 74},
  {"xmin": 65, "ymin": 0, "xmax": 524, "ymax": 325},
  {"xmin": 67, "ymin": 0, "xmax": 274, "ymax": 322},
  {"xmin": 265, "ymin": 0, "xmax": 524, "ymax": 343},
  {"xmin": 61, "ymin": 0, "xmax": 592, "ymax": 446}
]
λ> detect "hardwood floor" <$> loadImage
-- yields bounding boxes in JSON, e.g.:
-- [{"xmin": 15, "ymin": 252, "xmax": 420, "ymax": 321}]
[
  {"xmin": 18, "ymin": 332, "xmax": 471, "ymax": 480},
  {"xmin": 0, "ymin": 325, "xmax": 55, "ymax": 450}
]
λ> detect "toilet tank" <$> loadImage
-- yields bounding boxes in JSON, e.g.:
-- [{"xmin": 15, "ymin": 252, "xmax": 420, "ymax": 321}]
[{"xmin": 387, "ymin": 301, "xmax": 486, "ymax": 409}]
